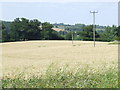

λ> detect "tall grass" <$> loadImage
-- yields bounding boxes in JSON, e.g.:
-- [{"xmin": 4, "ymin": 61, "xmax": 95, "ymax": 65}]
[
  {"xmin": 108, "ymin": 42, "xmax": 120, "ymax": 45},
  {"xmin": 2, "ymin": 63, "xmax": 118, "ymax": 88}
]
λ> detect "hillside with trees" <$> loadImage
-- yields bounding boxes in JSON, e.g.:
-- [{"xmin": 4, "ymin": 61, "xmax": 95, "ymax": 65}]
[{"xmin": 0, "ymin": 18, "xmax": 119, "ymax": 42}]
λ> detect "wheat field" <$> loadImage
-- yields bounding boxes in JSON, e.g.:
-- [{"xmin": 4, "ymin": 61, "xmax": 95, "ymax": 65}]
[{"xmin": 1, "ymin": 40, "xmax": 118, "ymax": 77}]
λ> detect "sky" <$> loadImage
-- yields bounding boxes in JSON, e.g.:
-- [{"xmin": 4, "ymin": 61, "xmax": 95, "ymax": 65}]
[{"xmin": 0, "ymin": 0, "xmax": 118, "ymax": 26}]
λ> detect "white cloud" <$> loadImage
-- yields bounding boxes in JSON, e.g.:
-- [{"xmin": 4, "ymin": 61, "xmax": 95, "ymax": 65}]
[{"xmin": 0, "ymin": 0, "xmax": 119, "ymax": 2}]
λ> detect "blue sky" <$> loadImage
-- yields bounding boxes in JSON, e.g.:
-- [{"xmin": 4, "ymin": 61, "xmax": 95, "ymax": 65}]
[{"xmin": 1, "ymin": 1, "xmax": 118, "ymax": 26}]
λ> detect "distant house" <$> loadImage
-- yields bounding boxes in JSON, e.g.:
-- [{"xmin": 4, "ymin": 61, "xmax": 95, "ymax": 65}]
[{"xmin": 52, "ymin": 28, "xmax": 64, "ymax": 32}]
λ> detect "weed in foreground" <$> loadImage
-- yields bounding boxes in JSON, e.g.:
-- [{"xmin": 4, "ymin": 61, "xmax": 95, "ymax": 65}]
[{"xmin": 2, "ymin": 63, "xmax": 118, "ymax": 88}]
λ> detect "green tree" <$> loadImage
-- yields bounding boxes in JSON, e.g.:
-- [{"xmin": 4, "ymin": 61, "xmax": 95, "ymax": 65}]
[
  {"xmin": 10, "ymin": 18, "xmax": 22, "ymax": 41},
  {"xmin": 99, "ymin": 26, "xmax": 115, "ymax": 41},
  {"xmin": 26, "ymin": 19, "xmax": 41, "ymax": 40},
  {"xmin": 2, "ymin": 22, "xmax": 10, "ymax": 42},
  {"xmin": 10, "ymin": 18, "xmax": 41, "ymax": 41},
  {"xmin": 81, "ymin": 25, "xmax": 99, "ymax": 41},
  {"xmin": 41, "ymin": 22, "xmax": 53, "ymax": 40},
  {"xmin": 65, "ymin": 32, "xmax": 71, "ymax": 40},
  {"xmin": 112, "ymin": 25, "xmax": 120, "ymax": 41}
]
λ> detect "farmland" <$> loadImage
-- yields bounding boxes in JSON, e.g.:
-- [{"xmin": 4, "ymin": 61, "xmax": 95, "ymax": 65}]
[{"xmin": 1, "ymin": 40, "xmax": 118, "ymax": 88}]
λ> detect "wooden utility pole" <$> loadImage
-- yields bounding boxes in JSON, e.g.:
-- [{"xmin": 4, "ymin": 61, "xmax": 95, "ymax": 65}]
[{"xmin": 90, "ymin": 11, "xmax": 98, "ymax": 47}]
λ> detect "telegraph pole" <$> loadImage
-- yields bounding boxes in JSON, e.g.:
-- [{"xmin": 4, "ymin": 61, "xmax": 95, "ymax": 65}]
[
  {"xmin": 72, "ymin": 31, "xmax": 73, "ymax": 44},
  {"xmin": 90, "ymin": 11, "xmax": 98, "ymax": 47}
]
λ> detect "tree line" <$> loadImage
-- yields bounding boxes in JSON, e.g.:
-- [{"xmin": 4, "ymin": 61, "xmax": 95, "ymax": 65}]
[
  {"xmin": 58, "ymin": 25, "xmax": 119, "ymax": 42},
  {"xmin": 1, "ymin": 18, "xmax": 120, "ymax": 42},
  {"xmin": 1, "ymin": 18, "xmax": 64, "ymax": 42}
]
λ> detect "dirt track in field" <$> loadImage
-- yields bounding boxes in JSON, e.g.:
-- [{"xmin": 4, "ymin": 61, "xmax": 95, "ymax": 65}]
[{"xmin": 1, "ymin": 40, "xmax": 118, "ymax": 76}]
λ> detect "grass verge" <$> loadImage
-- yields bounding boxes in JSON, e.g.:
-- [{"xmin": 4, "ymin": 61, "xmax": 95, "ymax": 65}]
[
  {"xmin": 2, "ymin": 63, "xmax": 118, "ymax": 88},
  {"xmin": 108, "ymin": 42, "xmax": 120, "ymax": 45}
]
